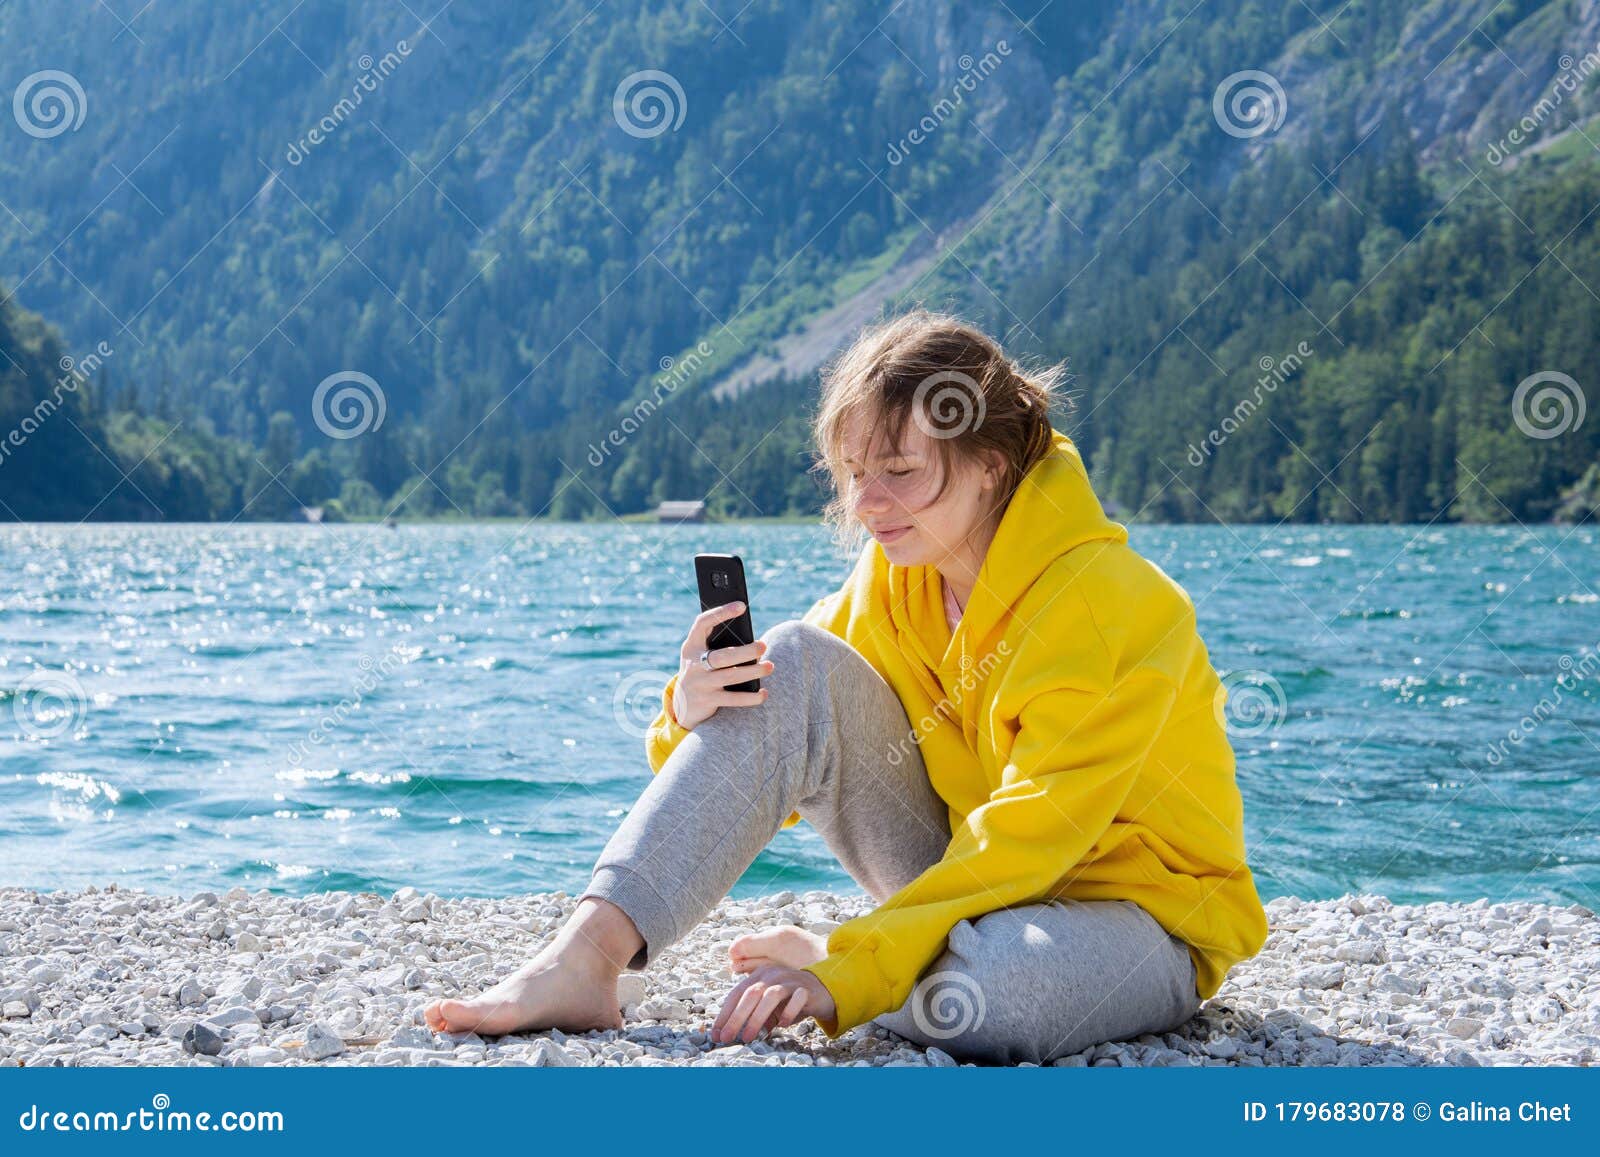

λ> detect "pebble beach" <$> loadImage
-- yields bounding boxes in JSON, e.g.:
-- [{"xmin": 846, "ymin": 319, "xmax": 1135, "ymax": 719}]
[{"xmin": 1, "ymin": 885, "xmax": 1595, "ymax": 1068}]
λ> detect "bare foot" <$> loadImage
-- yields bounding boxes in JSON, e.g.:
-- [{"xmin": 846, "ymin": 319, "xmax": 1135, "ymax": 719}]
[
  {"xmin": 424, "ymin": 895, "xmax": 642, "ymax": 1037},
  {"xmin": 423, "ymin": 951, "xmax": 623, "ymax": 1037},
  {"xmin": 729, "ymin": 925, "xmax": 828, "ymax": 974}
]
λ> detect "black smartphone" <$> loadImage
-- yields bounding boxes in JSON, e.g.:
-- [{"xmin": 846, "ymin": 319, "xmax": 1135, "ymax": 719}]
[{"xmin": 693, "ymin": 553, "xmax": 761, "ymax": 693}]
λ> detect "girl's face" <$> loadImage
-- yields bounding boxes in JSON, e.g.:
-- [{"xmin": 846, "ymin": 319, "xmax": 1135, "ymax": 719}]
[{"xmin": 836, "ymin": 407, "xmax": 1003, "ymax": 569}]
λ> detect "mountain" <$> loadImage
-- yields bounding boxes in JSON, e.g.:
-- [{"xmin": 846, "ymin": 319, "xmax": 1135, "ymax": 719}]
[{"xmin": 1, "ymin": 0, "xmax": 1597, "ymax": 523}]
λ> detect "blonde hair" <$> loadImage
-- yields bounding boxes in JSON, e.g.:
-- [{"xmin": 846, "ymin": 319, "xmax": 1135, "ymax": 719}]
[{"xmin": 812, "ymin": 308, "xmax": 1067, "ymax": 545}]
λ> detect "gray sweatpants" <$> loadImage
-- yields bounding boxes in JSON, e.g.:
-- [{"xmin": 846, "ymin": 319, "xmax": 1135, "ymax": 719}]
[{"xmin": 580, "ymin": 619, "xmax": 1203, "ymax": 1065}]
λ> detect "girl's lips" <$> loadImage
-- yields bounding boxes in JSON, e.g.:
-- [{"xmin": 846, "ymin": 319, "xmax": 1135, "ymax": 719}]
[{"xmin": 873, "ymin": 524, "xmax": 911, "ymax": 544}]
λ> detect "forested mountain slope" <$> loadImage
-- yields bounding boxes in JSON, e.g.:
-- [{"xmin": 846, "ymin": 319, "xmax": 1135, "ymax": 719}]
[{"xmin": 1, "ymin": 0, "xmax": 1596, "ymax": 522}]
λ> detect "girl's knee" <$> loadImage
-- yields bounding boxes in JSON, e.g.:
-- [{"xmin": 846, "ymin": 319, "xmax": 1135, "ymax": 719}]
[
  {"xmin": 753, "ymin": 620, "xmax": 828, "ymax": 699},
  {"xmin": 878, "ymin": 942, "xmax": 1046, "ymax": 1065},
  {"xmin": 758, "ymin": 618, "xmax": 835, "ymax": 660}
]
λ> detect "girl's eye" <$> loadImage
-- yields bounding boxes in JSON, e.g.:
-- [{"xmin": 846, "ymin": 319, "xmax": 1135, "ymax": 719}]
[{"xmin": 845, "ymin": 465, "xmax": 911, "ymax": 483}]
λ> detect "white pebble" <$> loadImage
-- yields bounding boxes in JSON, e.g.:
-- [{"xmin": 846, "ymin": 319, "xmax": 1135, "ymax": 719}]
[{"xmin": 0, "ymin": 887, "xmax": 1594, "ymax": 1068}]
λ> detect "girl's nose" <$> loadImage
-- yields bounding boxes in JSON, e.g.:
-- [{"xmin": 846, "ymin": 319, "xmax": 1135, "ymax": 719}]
[{"xmin": 850, "ymin": 476, "xmax": 890, "ymax": 517}]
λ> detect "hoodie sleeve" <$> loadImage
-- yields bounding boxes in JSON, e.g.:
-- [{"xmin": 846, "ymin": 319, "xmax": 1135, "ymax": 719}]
[
  {"xmin": 800, "ymin": 629, "xmax": 1180, "ymax": 1036},
  {"xmin": 641, "ymin": 590, "xmax": 850, "ymax": 826},
  {"xmin": 643, "ymin": 673, "xmax": 693, "ymax": 774}
]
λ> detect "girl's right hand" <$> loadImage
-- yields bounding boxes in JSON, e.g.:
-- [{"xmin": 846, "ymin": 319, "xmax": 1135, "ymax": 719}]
[{"xmin": 671, "ymin": 601, "xmax": 773, "ymax": 731}]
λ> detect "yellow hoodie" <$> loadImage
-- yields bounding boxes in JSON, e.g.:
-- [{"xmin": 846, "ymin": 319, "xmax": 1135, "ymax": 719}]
[{"xmin": 644, "ymin": 430, "xmax": 1270, "ymax": 1037}]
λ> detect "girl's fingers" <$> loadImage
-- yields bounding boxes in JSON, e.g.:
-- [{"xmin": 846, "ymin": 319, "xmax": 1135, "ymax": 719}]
[
  {"xmin": 710, "ymin": 636, "xmax": 764, "ymax": 665},
  {"xmin": 684, "ymin": 601, "xmax": 746, "ymax": 654},
  {"xmin": 775, "ymin": 987, "xmax": 808, "ymax": 1028},
  {"xmin": 720, "ymin": 983, "xmax": 765, "ymax": 1044},
  {"xmin": 716, "ymin": 979, "xmax": 758, "ymax": 1043},
  {"xmin": 708, "ymin": 659, "xmax": 773, "ymax": 688},
  {"xmin": 712, "ymin": 976, "xmax": 752, "ymax": 1040},
  {"xmin": 742, "ymin": 986, "xmax": 790, "ymax": 1043}
]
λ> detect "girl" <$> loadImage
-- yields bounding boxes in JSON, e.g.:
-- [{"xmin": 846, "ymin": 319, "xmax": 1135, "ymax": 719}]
[{"xmin": 425, "ymin": 310, "xmax": 1269, "ymax": 1065}]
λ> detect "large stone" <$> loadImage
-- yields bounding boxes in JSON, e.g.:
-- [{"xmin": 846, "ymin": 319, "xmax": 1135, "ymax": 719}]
[
  {"xmin": 182, "ymin": 1024, "xmax": 225, "ymax": 1057},
  {"xmin": 300, "ymin": 1022, "xmax": 345, "ymax": 1061},
  {"xmin": 1297, "ymin": 964, "xmax": 1346, "ymax": 989},
  {"xmin": 1332, "ymin": 940, "xmax": 1383, "ymax": 964},
  {"xmin": 635, "ymin": 997, "xmax": 690, "ymax": 1022},
  {"xmin": 1205, "ymin": 1036, "xmax": 1239, "ymax": 1059},
  {"xmin": 388, "ymin": 1025, "xmax": 439, "ymax": 1050},
  {"xmin": 616, "ymin": 974, "xmax": 648, "ymax": 1008},
  {"xmin": 0, "ymin": 987, "xmax": 40, "ymax": 1013},
  {"xmin": 1372, "ymin": 970, "xmax": 1422, "ymax": 995}
]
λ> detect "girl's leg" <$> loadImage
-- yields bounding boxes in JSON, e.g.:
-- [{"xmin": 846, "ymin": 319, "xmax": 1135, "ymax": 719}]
[
  {"xmin": 870, "ymin": 897, "xmax": 1203, "ymax": 1065},
  {"xmin": 425, "ymin": 620, "xmax": 951, "ymax": 1035},
  {"xmin": 582, "ymin": 618, "xmax": 952, "ymax": 967}
]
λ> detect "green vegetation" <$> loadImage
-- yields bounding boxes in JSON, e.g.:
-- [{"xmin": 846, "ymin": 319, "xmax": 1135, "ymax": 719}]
[{"xmin": 1, "ymin": 0, "xmax": 1596, "ymax": 523}]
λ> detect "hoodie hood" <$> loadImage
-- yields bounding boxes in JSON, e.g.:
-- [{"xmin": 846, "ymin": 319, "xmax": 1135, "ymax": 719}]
[{"xmin": 882, "ymin": 429, "xmax": 1127, "ymax": 681}]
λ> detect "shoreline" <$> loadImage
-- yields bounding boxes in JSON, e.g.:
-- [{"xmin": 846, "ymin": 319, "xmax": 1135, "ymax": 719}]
[{"xmin": 1, "ymin": 886, "xmax": 1595, "ymax": 1067}]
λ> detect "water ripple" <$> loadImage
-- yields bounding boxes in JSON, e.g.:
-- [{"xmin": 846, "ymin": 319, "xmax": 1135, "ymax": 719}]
[{"xmin": 0, "ymin": 521, "xmax": 1595, "ymax": 904}]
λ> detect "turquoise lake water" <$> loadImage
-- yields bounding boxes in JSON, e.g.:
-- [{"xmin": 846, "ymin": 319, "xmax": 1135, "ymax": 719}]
[{"xmin": 2, "ymin": 522, "xmax": 1597, "ymax": 907}]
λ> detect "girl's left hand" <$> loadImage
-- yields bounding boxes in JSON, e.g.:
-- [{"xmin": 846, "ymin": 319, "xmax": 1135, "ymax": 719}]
[{"xmin": 711, "ymin": 964, "xmax": 836, "ymax": 1044}]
